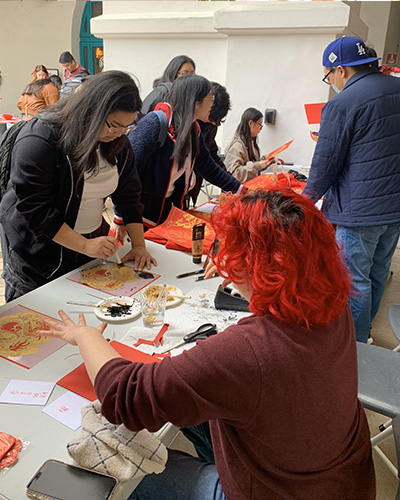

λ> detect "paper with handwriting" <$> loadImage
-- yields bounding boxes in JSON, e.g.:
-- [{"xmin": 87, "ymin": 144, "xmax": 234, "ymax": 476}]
[{"xmin": 0, "ymin": 380, "xmax": 55, "ymax": 405}]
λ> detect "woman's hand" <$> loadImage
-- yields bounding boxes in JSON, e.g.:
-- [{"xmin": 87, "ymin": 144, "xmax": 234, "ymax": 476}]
[
  {"xmin": 83, "ymin": 236, "xmax": 119, "ymax": 259},
  {"xmin": 259, "ymin": 156, "xmax": 284, "ymax": 171},
  {"xmin": 204, "ymin": 261, "xmax": 231, "ymax": 287},
  {"xmin": 110, "ymin": 223, "xmax": 127, "ymax": 244},
  {"xmin": 38, "ymin": 311, "xmax": 107, "ymax": 346},
  {"xmin": 39, "ymin": 311, "xmax": 120, "ymax": 384},
  {"xmin": 122, "ymin": 245, "xmax": 157, "ymax": 271}
]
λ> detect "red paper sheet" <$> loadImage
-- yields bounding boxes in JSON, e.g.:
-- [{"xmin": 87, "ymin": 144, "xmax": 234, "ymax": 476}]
[
  {"xmin": 265, "ymin": 140, "xmax": 294, "ymax": 161},
  {"xmin": 57, "ymin": 341, "xmax": 161, "ymax": 401},
  {"xmin": 144, "ymin": 207, "xmax": 215, "ymax": 254},
  {"xmin": 304, "ymin": 103, "xmax": 326, "ymax": 125}
]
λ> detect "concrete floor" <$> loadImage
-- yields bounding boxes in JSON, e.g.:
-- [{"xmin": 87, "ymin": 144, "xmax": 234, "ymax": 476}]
[{"xmin": 0, "ymin": 244, "xmax": 399, "ymax": 498}]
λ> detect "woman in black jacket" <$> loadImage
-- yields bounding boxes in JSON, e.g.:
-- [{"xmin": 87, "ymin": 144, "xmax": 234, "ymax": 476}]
[{"xmin": 0, "ymin": 70, "xmax": 155, "ymax": 302}]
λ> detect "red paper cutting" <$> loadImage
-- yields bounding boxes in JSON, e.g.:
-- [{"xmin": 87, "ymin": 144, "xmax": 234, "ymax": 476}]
[
  {"xmin": 265, "ymin": 140, "xmax": 294, "ymax": 161},
  {"xmin": 57, "ymin": 341, "xmax": 162, "ymax": 401},
  {"xmin": 304, "ymin": 103, "xmax": 326, "ymax": 125},
  {"xmin": 144, "ymin": 207, "xmax": 215, "ymax": 254},
  {"xmin": 244, "ymin": 173, "xmax": 306, "ymax": 194}
]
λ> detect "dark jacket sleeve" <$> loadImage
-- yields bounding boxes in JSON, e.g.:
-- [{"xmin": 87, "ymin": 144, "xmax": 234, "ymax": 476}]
[
  {"xmin": 199, "ymin": 122, "xmax": 226, "ymax": 170},
  {"xmin": 111, "ymin": 140, "xmax": 143, "ymax": 224},
  {"xmin": 7, "ymin": 122, "xmax": 68, "ymax": 239},
  {"xmin": 194, "ymin": 133, "xmax": 240, "ymax": 193},
  {"xmin": 303, "ymin": 101, "xmax": 352, "ymax": 202}
]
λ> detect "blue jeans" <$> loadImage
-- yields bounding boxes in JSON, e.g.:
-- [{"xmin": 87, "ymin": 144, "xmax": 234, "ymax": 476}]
[
  {"xmin": 336, "ymin": 224, "xmax": 400, "ymax": 343},
  {"xmin": 128, "ymin": 423, "xmax": 226, "ymax": 500}
]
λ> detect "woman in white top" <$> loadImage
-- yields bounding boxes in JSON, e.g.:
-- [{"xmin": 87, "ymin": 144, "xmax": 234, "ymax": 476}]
[
  {"xmin": 0, "ymin": 71, "xmax": 155, "ymax": 301},
  {"xmin": 224, "ymin": 107, "xmax": 276, "ymax": 183}
]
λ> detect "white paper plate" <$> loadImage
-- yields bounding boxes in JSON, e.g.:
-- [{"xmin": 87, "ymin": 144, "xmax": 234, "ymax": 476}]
[
  {"xmin": 143, "ymin": 284, "xmax": 184, "ymax": 308},
  {"xmin": 94, "ymin": 296, "xmax": 141, "ymax": 322}
]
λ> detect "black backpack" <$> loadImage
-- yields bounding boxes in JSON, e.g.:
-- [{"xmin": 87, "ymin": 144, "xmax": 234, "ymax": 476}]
[
  {"xmin": 136, "ymin": 82, "xmax": 173, "ymax": 123},
  {"xmin": 0, "ymin": 120, "xmax": 27, "ymax": 201}
]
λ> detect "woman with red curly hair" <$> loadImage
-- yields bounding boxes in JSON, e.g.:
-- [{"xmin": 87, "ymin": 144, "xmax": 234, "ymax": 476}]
[{"xmin": 41, "ymin": 188, "xmax": 375, "ymax": 500}]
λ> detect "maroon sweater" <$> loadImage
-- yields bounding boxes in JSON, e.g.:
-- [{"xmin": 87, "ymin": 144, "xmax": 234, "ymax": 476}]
[{"xmin": 95, "ymin": 309, "xmax": 375, "ymax": 500}]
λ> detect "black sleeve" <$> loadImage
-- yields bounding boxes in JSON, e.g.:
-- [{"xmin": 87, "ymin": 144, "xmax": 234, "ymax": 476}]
[{"xmin": 194, "ymin": 133, "xmax": 240, "ymax": 193}]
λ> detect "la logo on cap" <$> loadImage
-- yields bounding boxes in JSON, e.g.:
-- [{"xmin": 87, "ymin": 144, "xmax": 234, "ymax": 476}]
[{"xmin": 356, "ymin": 42, "xmax": 366, "ymax": 56}]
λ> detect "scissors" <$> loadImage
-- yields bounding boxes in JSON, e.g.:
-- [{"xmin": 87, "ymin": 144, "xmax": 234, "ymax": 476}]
[{"xmin": 160, "ymin": 323, "xmax": 217, "ymax": 354}]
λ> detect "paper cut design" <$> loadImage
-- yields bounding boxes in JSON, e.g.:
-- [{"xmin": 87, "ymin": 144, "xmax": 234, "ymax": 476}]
[
  {"xmin": 57, "ymin": 341, "xmax": 162, "ymax": 401},
  {"xmin": 144, "ymin": 207, "xmax": 215, "ymax": 254},
  {"xmin": 304, "ymin": 103, "xmax": 326, "ymax": 125},
  {"xmin": 244, "ymin": 173, "xmax": 306, "ymax": 194},
  {"xmin": 265, "ymin": 140, "xmax": 294, "ymax": 161},
  {"xmin": 0, "ymin": 305, "xmax": 65, "ymax": 369},
  {"xmin": 67, "ymin": 260, "xmax": 160, "ymax": 297}
]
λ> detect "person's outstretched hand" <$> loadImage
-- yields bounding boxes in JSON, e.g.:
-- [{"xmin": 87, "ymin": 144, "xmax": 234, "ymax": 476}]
[{"xmin": 38, "ymin": 311, "xmax": 107, "ymax": 346}]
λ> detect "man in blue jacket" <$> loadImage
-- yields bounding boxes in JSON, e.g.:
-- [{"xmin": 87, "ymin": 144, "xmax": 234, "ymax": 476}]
[{"xmin": 303, "ymin": 36, "xmax": 400, "ymax": 343}]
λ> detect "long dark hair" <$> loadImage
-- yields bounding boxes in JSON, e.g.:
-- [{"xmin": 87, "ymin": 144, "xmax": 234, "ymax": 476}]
[
  {"xmin": 236, "ymin": 107, "xmax": 263, "ymax": 162},
  {"xmin": 167, "ymin": 74, "xmax": 210, "ymax": 169},
  {"xmin": 40, "ymin": 71, "xmax": 142, "ymax": 179},
  {"xmin": 153, "ymin": 55, "xmax": 196, "ymax": 88},
  {"xmin": 22, "ymin": 78, "xmax": 53, "ymax": 97}
]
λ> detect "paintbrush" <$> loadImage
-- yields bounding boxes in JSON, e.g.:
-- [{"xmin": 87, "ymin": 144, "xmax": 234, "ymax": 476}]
[{"xmin": 103, "ymin": 207, "xmax": 130, "ymax": 274}]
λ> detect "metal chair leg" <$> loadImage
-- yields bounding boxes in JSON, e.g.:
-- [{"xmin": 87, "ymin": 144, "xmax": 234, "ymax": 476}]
[{"xmin": 371, "ymin": 423, "xmax": 398, "ymax": 478}]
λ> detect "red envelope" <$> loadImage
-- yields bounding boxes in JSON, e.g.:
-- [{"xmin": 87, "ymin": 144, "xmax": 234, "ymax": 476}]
[
  {"xmin": 265, "ymin": 140, "xmax": 294, "ymax": 161},
  {"xmin": 57, "ymin": 341, "xmax": 161, "ymax": 401}
]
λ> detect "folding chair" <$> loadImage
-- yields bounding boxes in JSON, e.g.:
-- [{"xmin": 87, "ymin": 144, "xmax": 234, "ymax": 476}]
[
  {"xmin": 357, "ymin": 341, "xmax": 400, "ymax": 493},
  {"xmin": 389, "ymin": 305, "xmax": 400, "ymax": 353}
]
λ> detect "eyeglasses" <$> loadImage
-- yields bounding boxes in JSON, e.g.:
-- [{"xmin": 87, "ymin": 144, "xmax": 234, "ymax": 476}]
[
  {"xmin": 105, "ymin": 120, "xmax": 135, "ymax": 135},
  {"xmin": 177, "ymin": 70, "xmax": 195, "ymax": 76},
  {"xmin": 253, "ymin": 121, "xmax": 263, "ymax": 129},
  {"xmin": 322, "ymin": 69, "xmax": 333, "ymax": 85}
]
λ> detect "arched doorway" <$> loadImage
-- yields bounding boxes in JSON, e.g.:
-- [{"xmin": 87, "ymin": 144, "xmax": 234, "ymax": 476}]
[{"xmin": 79, "ymin": 1, "xmax": 103, "ymax": 75}]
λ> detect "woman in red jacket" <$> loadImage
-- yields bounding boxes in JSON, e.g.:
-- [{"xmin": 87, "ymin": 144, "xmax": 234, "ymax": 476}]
[{"xmin": 42, "ymin": 188, "xmax": 375, "ymax": 500}]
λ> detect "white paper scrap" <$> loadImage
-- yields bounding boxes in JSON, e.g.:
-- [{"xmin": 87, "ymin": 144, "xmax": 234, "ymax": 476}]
[
  {"xmin": 43, "ymin": 391, "xmax": 89, "ymax": 430},
  {"xmin": 0, "ymin": 379, "xmax": 55, "ymax": 406}
]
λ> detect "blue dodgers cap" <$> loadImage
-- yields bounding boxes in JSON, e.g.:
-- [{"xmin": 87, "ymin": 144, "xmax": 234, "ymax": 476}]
[{"xmin": 322, "ymin": 36, "xmax": 381, "ymax": 67}]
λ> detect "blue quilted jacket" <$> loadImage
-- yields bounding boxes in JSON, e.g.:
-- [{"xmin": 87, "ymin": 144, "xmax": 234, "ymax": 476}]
[{"xmin": 303, "ymin": 69, "xmax": 400, "ymax": 227}]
